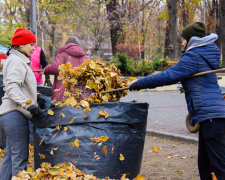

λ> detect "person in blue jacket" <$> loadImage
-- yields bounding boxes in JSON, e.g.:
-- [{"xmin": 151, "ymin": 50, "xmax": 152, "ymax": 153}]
[{"xmin": 129, "ymin": 22, "xmax": 225, "ymax": 179}]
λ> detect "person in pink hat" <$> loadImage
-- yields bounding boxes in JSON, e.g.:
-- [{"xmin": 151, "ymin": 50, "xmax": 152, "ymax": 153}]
[{"xmin": 0, "ymin": 28, "xmax": 44, "ymax": 179}]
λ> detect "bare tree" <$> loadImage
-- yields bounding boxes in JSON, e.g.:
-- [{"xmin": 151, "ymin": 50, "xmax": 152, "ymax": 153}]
[{"xmin": 164, "ymin": 0, "xmax": 178, "ymax": 60}]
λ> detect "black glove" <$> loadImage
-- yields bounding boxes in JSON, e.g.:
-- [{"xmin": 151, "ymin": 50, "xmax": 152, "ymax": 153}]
[
  {"xmin": 37, "ymin": 94, "xmax": 46, "ymax": 109},
  {"xmin": 28, "ymin": 105, "xmax": 42, "ymax": 117},
  {"xmin": 129, "ymin": 81, "xmax": 141, "ymax": 91},
  {"xmin": 44, "ymin": 76, "xmax": 52, "ymax": 87}
]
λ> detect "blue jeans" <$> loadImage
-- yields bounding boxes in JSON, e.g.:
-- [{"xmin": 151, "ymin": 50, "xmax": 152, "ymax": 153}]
[
  {"xmin": 0, "ymin": 110, "xmax": 29, "ymax": 180},
  {"xmin": 198, "ymin": 118, "xmax": 225, "ymax": 180}
]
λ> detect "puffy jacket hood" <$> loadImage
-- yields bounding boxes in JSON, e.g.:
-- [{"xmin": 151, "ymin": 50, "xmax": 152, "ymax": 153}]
[
  {"xmin": 187, "ymin": 33, "xmax": 218, "ymax": 51},
  {"xmin": 57, "ymin": 43, "xmax": 85, "ymax": 57},
  {"xmin": 186, "ymin": 33, "xmax": 219, "ymax": 70}
]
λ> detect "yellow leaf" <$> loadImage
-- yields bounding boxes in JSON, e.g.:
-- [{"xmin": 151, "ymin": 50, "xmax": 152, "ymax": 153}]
[
  {"xmin": 90, "ymin": 136, "xmax": 109, "ymax": 143},
  {"xmin": 121, "ymin": 174, "xmax": 126, "ymax": 180},
  {"xmin": 75, "ymin": 138, "xmax": 79, "ymax": 147},
  {"xmin": 55, "ymin": 126, "xmax": 61, "ymax": 130},
  {"xmin": 27, "ymin": 167, "xmax": 32, "ymax": 172},
  {"xmin": 211, "ymin": 172, "xmax": 218, "ymax": 180},
  {"xmin": 128, "ymin": 77, "xmax": 137, "ymax": 82},
  {"xmin": 54, "ymin": 89, "xmax": 60, "ymax": 92},
  {"xmin": 50, "ymin": 150, "xmax": 54, "ymax": 155},
  {"xmin": 39, "ymin": 153, "xmax": 45, "ymax": 159},
  {"xmin": 71, "ymin": 98, "xmax": 77, "ymax": 107},
  {"xmin": 152, "ymin": 146, "xmax": 160, "ymax": 153},
  {"xmin": 103, "ymin": 145, "xmax": 107, "ymax": 155},
  {"xmin": 69, "ymin": 142, "xmax": 74, "ymax": 146},
  {"xmin": 70, "ymin": 117, "xmax": 75, "ymax": 124},
  {"xmin": 59, "ymin": 169, "xmax": 64, "ymax": 175},
  {"xmin": 80, "ymin": 100, "xmax": 89, "ymax": 108},
  {"xmin": 25, "ymin": 100, "xmax": 32, "ymax": 105},
  {"xmin": 102, "ymin": 96, "xmax": 108, "ymax": 102},
  {"xmin": 134, "ymin": 174, "xmax": 145, "ymax": 180},
  {"xmin": 67, "ymin": 170, "xmax": 74, "ymax": 175},
  {"xmin": 52, "ymin": 147, "xmax": 58, "ymax": 151},
  {"xmin": 76, "ymin": 105, "xmax": 81, "ymax": 109},
  {"xmin": 119, "ymin": 154, "xmax": 125, "ymax": 161},
  {"xmin": 48, "ymin": 109, "xmax": 54, "ymax": 115},
  {"xmin": 97, "ymin": 110, "xmax": 109, "ymax": 118},
  {"xmin": 64, "ymin": 127, "xmax": 68, "ymax": 131},
  {"xmin": 83, "ymin": 108, "xmax": 91, "ymax": 114},
  {"xmin": 39, "ymin": 133, "xmax": 45, "ymax": 146},
  {"xmin": 61, "ymin": 113, "xmax": 65, "ymax": 118},
  {"xmin": 89, "ymin": 60, "xmax": 96, "ymax": 69}
]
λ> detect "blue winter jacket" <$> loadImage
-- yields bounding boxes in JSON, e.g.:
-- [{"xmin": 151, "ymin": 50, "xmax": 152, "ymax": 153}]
[{"xmin": 137, "ymin": 33, "xmax": 225, "ymax": 125}]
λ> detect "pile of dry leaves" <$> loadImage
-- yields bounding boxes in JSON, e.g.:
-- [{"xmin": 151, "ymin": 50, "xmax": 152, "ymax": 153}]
[{"xmin": 53, "ymin": 60, "xmax": 130, "ymax": 107}]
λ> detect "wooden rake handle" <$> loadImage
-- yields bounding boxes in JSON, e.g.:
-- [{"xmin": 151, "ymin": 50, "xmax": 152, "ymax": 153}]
[
  {"xmin": 190, "ymin": 68, "xmax": 225, "ymax": 77},
  {"xmin": 32, "ymin": 69, "xmax": 44, "ymax": 72},
  {"xmin": 99, "ymin": 68, "xmax": 225, "ymax": 94}
]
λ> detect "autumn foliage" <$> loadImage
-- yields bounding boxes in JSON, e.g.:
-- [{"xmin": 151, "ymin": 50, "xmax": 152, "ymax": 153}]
[
  {"xmin": 53, "ymin": 60, "xmax": 129, "ymax": 108},
  {"xmin": 116, "ymin": 44, "xmax": 145, "ymax": 61}
]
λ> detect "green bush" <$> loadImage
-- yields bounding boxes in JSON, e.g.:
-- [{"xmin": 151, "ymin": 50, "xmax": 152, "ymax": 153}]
[
  {"xmin": 110, "ymin": 53, "xmax": 169, "ymax": 76},
  {"xmin": 138, "ymin": 60, "xmax": 154, "ymax": 76},
  {"xmin": 151, "ymin": 57, "xmax": 168, "ymax": 71}
]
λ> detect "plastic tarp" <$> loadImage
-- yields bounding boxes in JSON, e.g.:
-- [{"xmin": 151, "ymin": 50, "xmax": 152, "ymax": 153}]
[{"xmin": 32, "ymin": 92, "xmax": 149, "ymax": 179}]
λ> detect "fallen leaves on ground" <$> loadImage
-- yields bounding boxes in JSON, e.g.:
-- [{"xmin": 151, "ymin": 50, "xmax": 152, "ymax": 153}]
[{"xmin": 12, "ymin": 162, "xmax": 145, "ymax": 180}]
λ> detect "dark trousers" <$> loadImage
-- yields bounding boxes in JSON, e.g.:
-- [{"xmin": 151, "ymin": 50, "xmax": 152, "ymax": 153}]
[
  {"xmin": 0, "ymin": 110, "xmax": 29, "ymax": 180},
  {"xmin": 198, "ymin": 118, "xmax": 225, "ymax": 180}
]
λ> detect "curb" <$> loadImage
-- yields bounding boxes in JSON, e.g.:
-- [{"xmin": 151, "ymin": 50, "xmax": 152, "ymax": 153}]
[{"xmin": 146, "ymin": 129, "xmax": 198, "ymax": 144}]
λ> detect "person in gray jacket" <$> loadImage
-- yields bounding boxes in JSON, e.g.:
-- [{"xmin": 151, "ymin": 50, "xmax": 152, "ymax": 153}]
[
  {"xmin": 130, "ymin": 22, "xmax": 225, "ymax": 179},
  {"xmin": 0, "ymin": 28, "xmax": 44, "ymax": 179}
]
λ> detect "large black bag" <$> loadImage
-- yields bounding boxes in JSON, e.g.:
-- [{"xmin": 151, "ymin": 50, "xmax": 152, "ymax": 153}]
[{"xmin": 32, "ymin": 100, "xmax": 149, "ymax": 179}]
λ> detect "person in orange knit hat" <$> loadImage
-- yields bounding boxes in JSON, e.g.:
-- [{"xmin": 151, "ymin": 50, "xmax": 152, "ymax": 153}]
[{"xmin": 0, "ymin": 28, "xmax": 44, "ymax": 179}]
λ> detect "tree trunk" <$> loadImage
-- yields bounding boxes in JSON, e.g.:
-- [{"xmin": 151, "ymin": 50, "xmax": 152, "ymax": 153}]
[
  {"xmin": 181, "ymin": 0, "xmax": 189, "ymax": 27},
  {"xmin": 219, "ymin": 0, "xmax": 225, "ymax": 68},
  {"xmin": 26, "ymin": 1, "xmax": 31, "ymax": 29},
  {"xmin": 48, "ymin": 23, "xmax": 56, "ymax": 59},
  {"xmin": 105, "ymin": 0, "xmax": 123, "ymax": 56},
  {"xmin": 164, "ymin": 0, "xmax": 178, "ymax": 60}
]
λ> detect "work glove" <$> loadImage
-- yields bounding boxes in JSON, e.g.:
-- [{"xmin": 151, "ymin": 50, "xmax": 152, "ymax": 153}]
[
  {"xmin": 28, "ymin": 105, "xmax": 42, "ymax": 117},
  {"xmin": 44, "ymin": 76, "xmax": 52, "ymax": 87},
  {"xmin": 37, "ymin": 94, "xmax": 46, "ymax": 109},
  {"xmin": 129, "ymin": 81, "xmax": 141, "ymax": 91}
]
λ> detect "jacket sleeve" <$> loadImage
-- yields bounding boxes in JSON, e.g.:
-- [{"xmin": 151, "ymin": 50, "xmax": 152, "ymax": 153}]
[
  {"xmin": 4, "ymin": 60, "xmax": 31, "ymax": 109},
  {"xmin": 40, "ymin": 49, "xmax": 48, "ymax": 68},
  {"xmin": 44, "ymin": 53, "xmax": 64, "ymax": 75},
  {"xmin": 137, "ymin": 52, "xmax": 198, "ymax": 89}
]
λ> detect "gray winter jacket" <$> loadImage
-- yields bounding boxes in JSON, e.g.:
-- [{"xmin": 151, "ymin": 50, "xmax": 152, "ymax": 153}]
[{"xmin": 0, "ymin": 50, "xmax": 37, "ymax": 119}]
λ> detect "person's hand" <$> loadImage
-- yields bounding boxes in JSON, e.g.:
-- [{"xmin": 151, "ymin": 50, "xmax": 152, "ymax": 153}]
[
  {"xmin": 37, "ymin": 95, "xmax": 46, "ymax": 109},
  {"xmin": 27, "ymin": 105, "xmax": 42, "ymax": 117},
  {"xmin": 129, "ymin": 81, "xmax": 140, "ymax": 91},
  {"xmin": 44, "ymin": 76, "xmax": 52, "ymax": 87}
]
